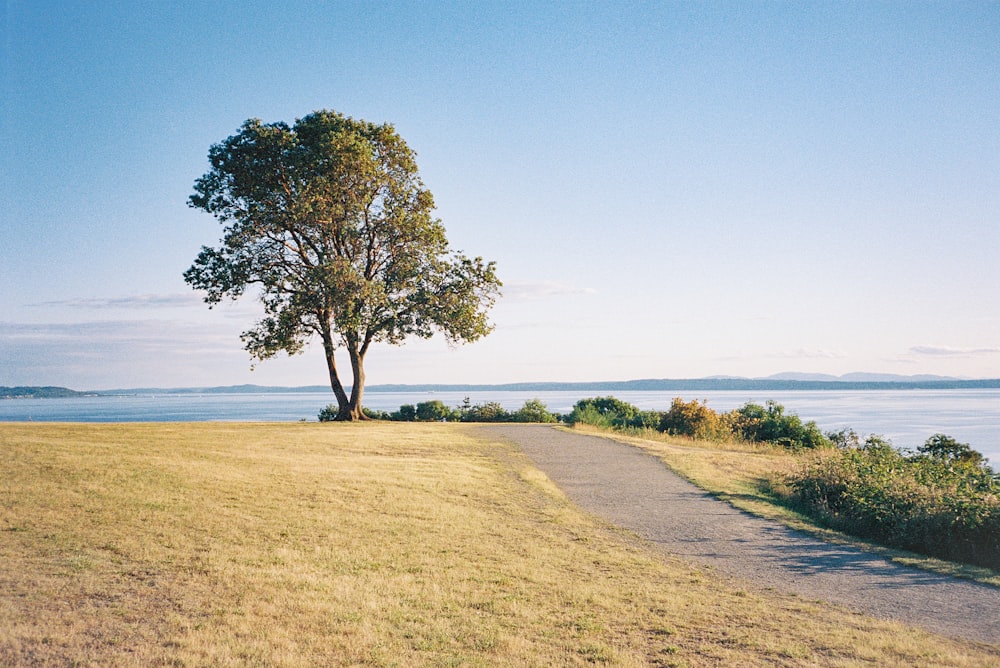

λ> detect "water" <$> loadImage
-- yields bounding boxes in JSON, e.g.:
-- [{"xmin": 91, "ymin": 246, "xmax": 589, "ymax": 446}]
[{"xmin": 2, "ymin": 389, "xmax": 998, "ymax": 467}]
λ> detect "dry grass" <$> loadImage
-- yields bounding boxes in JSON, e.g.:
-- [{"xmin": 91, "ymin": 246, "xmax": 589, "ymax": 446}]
[
  {"xmin": 1, "ymin": 422, "xmax": 998, "ymax": 666},
  {"xmin": 590, "ymin": 425, "xmax": 1000, "ymax": 586}
]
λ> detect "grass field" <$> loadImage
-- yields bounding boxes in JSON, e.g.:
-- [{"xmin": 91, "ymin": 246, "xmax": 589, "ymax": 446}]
[{"xmin": 2, "ymin": 422, "xmax": 998, "ymax": 666}]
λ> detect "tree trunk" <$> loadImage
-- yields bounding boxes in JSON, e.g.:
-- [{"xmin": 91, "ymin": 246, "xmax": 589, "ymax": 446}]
[
  {"xmin": 320, "ymin": 327, "xmax": 351, "ymax": 420},
  {"xmin": 347, "ymin": 343, "xmax": 368, "ymax": 420}
]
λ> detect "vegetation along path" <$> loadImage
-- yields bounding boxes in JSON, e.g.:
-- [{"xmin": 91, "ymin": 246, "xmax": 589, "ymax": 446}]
[{"xmin": 481, "ymin": 424, "xmax": 1000, "ymax": 646}]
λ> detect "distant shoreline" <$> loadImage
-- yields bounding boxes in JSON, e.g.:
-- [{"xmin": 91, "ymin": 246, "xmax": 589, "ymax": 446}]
[{"xmin": 6, "ymin": 377, "xmax": 1000, "ymax": 399}]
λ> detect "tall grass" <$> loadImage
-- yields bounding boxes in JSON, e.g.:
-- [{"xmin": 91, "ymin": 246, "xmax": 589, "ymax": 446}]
[{"xmin": 1, "ymin": 423, "xmax": 997, "ymax": 666}]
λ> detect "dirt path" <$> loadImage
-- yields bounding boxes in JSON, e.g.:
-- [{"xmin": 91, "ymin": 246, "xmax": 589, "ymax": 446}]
[{"xmin": 480, "ymin": 424, "xmax": 1000, "ymax": 645}]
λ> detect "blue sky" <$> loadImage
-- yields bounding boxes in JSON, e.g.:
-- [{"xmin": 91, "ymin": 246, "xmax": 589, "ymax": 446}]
[{"xmin": 2, "ymin": 1, "xmax": 999, "ymax": 390}]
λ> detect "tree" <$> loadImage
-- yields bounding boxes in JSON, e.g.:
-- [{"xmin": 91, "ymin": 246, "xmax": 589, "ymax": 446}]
[{"xmin": 184, "ymin": 110, "xmax": 501, "ymax": 420}]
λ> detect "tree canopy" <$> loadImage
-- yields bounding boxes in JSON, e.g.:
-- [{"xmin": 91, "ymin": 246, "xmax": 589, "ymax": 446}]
[{"xmin": 184, "ymin": 110, "xmax": 501, "ymax": 420}]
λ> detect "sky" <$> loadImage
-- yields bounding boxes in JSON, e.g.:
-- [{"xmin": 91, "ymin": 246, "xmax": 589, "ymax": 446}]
[{"xmin": 2, "ymin": 1, "xmax": 999, "ymax": 390}]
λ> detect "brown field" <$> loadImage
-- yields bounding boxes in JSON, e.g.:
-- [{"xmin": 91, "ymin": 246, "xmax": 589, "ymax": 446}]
[{"xmin": 2, "ymin": 422, "xmax": 998, "ymax": 666}]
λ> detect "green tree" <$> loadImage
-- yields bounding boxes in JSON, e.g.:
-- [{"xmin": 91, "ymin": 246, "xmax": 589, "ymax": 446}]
[{"xmin": 184, "ymin": 110, "xmax": 501, "ymax": 420}]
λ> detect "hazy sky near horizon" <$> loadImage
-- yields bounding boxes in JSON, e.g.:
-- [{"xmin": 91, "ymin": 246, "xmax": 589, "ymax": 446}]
[{"xmin": 2, "ymin": 1, "xmax": 999, "ymax": 390}]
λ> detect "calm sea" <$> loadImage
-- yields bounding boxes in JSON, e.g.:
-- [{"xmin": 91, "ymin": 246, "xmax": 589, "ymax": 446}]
[{"xmin": 2, "ymin": 389, "xmax": 998, "ymax": 467}]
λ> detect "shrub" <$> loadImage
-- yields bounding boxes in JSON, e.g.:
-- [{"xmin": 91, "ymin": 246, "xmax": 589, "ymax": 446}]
[
  {"xmin": 916, "ymin": 433, "xmax": 986, "ymax": 467},
  {"xmin": 826, "ymin": 427, "xmax": 862, "ymax": 449},
  {"xmin": 567, "ymin": 397, "xmax": 641, "ymax": 428},
  {"xmin": 321, "ymin": 404, "xmax": 392, "ymax": 421},
  {"xmin": 784, "ymin": 434, "xmax": 1000, "ymax": 569},
  {"xmin": 415, "ymin": 400, "xmax": 455, "ymax": 422},
  {"xmin": 629, "ymin": 409, "xmax": 665, "ymax": 430},
  {"xmin": 363, "ymin": 407, "xmax": 391, "ymax": 420},
  {"xmin": 461, "ymin": 401, "xmax": 510, "ymax": 423},
  {"xmin": 731, "ymin": 401, "xmax": 828, "ymax": 449},
  {"xmin": 512, "ymin": 399, "xmax": 559, "ymax": 423},
  {"xmin": 394, "ymin": 404, "xmax": 417, "ymax": 422},
  {"xmin": 567, "ymin": 403, "xmax": 613, "ymax": 428},
  {"xmin": 658, "ymin": 398, "xmax": 730, "ymax": 440}
]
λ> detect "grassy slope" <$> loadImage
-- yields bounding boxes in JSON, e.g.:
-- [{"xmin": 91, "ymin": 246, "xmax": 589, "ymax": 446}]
[{"xmin": 1, "ymin": 422, "xmax": 997, "ymax": 667}]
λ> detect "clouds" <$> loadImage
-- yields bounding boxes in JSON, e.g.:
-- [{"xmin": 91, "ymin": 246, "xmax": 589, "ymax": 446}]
[
  {"xmin": 28, "ymin": 293, "xmax": 203, "ymax": 309},
  {"xmin": 910, "ymin": 346, "xmax": 1000, "ymax": 358},
  {"xmin": 769, "ymin": 348, "xmax": 849, "ymax": 360},
  {"xmin": 0, "ymin": 318, "xmax": 278, "ymax": 389},
  {"xmin": 501, "ymin": 280, "xmax": 597, "ymax": 303}
]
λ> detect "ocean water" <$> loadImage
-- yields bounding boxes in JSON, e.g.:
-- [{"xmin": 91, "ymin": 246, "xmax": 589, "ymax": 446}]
[{"xmin": 2, "ymin": 388, "xmax": 998, "ymax": 467}]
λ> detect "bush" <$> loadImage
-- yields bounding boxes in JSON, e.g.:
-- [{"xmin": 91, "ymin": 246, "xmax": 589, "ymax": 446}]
[
  {"xmin": 731, "ymin": 401, "xmax": 828, "ymax": 449},
  {"xmin": 630, "ymin": 409, "xmax": 665, "ymax": 430},
  {"xmin": 825, "ymin": 427, "xmax": 862, "ymax": 449},
  {"xmin": 461, "ymin": 401, "xmax": 510, "ymax": 423},
  {"xmin": 361, "ymin": 398, "xmax": 560, "ymax": 423},
  {"xmin": 658, "ymin": 398, "xmax": 730, "ymax": 440},
  {"xmin": 318, "ymin": 404, "xmax": 339, "ymax": 422},
  {"xmin": 567, "ymin": 396, "xmax": 641, "ymax": 428},
  {"xmin": 415, "ymin": 400, "xmax": 455, "ymax": 422},
  {"xmin": 512, "ymin": 399, "xmax": 559, "ymax": 423},
  {"xmin": 916, "ymin": 433, "xmax": 986, "ymax": 467},
  {"xmin": 363, "ymin": 407, "xmax": 391, "ymax": 420},
  {"xmin": 784, "ymin": 434, "xmax": 1000, "ymax": 569},
  {"xmin": 394, "ymin": 404, "xmax": 417, "ymax": 421}
]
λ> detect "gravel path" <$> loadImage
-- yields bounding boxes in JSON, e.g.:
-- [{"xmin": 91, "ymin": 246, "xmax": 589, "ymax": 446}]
[{"xmin": 480, "ymin": 424, "xmax": 1000, "ymax": 645}]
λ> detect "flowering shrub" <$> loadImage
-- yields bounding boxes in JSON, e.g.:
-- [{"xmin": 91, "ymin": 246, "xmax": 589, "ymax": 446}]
[{"xmin": 658, "ymin": 398, "xmax": 732, "ymax": 441}]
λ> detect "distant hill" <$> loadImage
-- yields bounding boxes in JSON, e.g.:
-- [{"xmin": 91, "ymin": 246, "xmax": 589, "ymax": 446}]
[
  {"xmin": 765, "ymin": 372, "xmax": 962, "ymax": 383},
  {"xmin": 15, "ymin": 376, "xmax": 1000, "ymax": 398},
  {"xmin": 0, "ymin": 386, "xmax": 90, "ymax": 399},
  {"xmin": 98, "ymin": 384, "xmax": 331, "ymax": 395},
  {"xmin": 362, "ymin": 377, "xmax": 1000, "ymax": 392}
]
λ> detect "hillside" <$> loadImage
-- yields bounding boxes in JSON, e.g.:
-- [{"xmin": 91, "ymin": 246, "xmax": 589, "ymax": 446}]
[
  {"xmin": 94, "ymin": 376, "xmax": 1000, "ymax": 395},
  {"xmin": 0, "ymin": 386, "xmax": 89, "ymax": 399}
]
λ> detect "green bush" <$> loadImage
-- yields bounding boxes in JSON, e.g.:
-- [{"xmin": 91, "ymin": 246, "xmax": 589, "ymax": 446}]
[
  {"xmin": 415, "ymin": 400, "xmax": 455, "ymax": 422},
  {"xmin": 460, "ymin": 401, "xmax": 510, "ymax": 423},
  {"xmin": 825, "ymin": 427, "xmax": 862, "ymax": 449},
  {"xmin": 567, "ymin": 403, "xmax": 613, "ymax": 428},
  {"xmin": 394, "ymin": 404, "xmax": 417, "ymax": 421},
  {"xmin": 630, "ymin": 409, "xmax": 665, "ymax": 430},
  {"xmin": 320, "ymin": 404, "xmax": 391, "ymax": 421},
  {"xmin": 363, "ymin": 407, "xmax": 392, "ymax": 420},
  {"xmin": 731, "ymin": 401, "xmax": 828, "ymax": 449},
  {"xmin": 512, "ymin": 399, "xmax": 559, "ymax": 423},
  {"xmin": 916, "ymin": 433, "xmax": 986, "ymax": 467},
  {"xmin": 359, "ymin": 398, "xmax": 561, "ymax": 423},
  {"xmin": 567, "ymin": 396, "xmax": 641, "ymax": 428},
  {"xmin": 784, "ymin": 434, "xmax": 1000, "ymax": 569}
]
